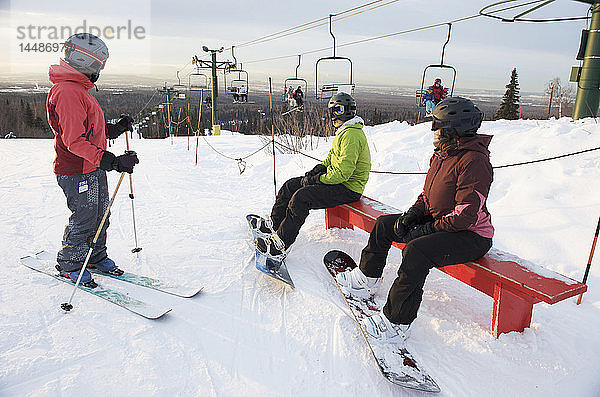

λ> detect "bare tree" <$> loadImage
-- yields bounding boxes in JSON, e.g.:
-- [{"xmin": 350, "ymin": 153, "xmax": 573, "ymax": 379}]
[{"xmin": 545, "ymin": 77, "xmax": 576, "ymax": 118}]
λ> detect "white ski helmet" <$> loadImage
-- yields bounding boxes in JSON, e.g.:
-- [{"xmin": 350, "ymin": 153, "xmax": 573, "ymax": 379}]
[{"xmin": 64, "ymin": 33, "xmax": 109, "ymax": 82}]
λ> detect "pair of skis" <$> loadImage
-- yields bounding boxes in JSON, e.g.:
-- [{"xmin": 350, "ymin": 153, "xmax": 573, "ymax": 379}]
[
  {"xmin": 20, "ymin": 251, "xmax": 202, "ymax": 319},
  {"xmin": 245, "ymin": 214, "xmax": 439, "ymax": 393}
]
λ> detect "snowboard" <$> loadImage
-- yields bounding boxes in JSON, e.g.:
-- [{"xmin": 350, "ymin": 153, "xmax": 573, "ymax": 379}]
[
  {"xmin": 35, "ymin": 251, "xmax": 202, "ymax": 298},
  {"xmin": 246, "ymin": 214, "xmax": 294, "ymax": 288},
  {"xmin": 324, "ymin": 250, "xmax": 440, "ymax": 393},
  {"xmin": 20, "ymin": 255, "xmax": 171, "ymax": 319}
]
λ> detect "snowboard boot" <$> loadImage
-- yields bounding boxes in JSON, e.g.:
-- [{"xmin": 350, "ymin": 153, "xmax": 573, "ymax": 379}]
[
  {"xmin": 336, "ymin": 267, "xmax": 381, "ymax": 296},
  {"xmin": 56, "ymin": 265, "xmax": 98, "ymax": 289},
  {"xmin": 360, "ymin": 313, "xmax": 410, "ymax": 341},
  {"xmin": 255, "ymin": 234, "xmax": 287, "ymax": 261},
  {"xmin": 88, "ymin": 257, "xmax": 124, "ymax": 276},
  {"xmin": 249, "ymin": 214, "xmax": 276, "ymax": 236}
]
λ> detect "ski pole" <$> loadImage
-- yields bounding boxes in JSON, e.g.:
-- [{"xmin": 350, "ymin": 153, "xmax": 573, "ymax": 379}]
[
  {"xmin": 269, "ymin": 77, "xmax": 277, "ymax": 199},
  {"xmin": 125, "ymin": 130, "xmax": 142, "ymax": 253},
  {"xmin": 577, "ymin": 216, "xmax": 600, "ymax": 305},
  {"xmin": 61, "ymin": 172, "xmax": 126, "ymax": 312}
]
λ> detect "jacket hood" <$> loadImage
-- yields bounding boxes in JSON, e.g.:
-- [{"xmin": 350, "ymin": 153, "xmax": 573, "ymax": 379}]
[
  {"xmin": 49, "ymin": 59, "xmax": 94, "ymax": 89},
  {"xmin": 459, "ymin": 134, "xmax": 492, "ymax": 156},
  {"xmin": 337, "ymin": 116, "xmax": 364, "ymax": 132},
  {"xmin": 437, "ymin": 134, "xmax": 492, "ymax": 158}
]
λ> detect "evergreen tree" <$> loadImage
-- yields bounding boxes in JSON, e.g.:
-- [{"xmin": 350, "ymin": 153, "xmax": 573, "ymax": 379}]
[
  {"xmin": 495, "ymin": 68, "xmax": 520, "ymax": 120},
  {"xmin": 23, "ymin": 102, "xmax": 35, "ymax": 127}
]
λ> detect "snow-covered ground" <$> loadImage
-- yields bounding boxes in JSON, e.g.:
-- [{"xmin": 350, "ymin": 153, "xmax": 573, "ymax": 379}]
[{"xmin": 1, "ymin": 118, "xmax": 599, "ymax": 396}]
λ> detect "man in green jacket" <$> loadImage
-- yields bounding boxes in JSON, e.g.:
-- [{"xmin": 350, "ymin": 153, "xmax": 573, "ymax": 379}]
[{"xmin": 256, "ymin": 92, "xmax": 371, "ymax": 258}]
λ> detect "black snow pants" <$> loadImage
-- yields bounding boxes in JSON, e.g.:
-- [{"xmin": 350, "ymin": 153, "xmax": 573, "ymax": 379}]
[
  {"xmin": 271, "ymin": 176, "xmax": 361, "ymax": 248},
  {"xmin": 56, "ymin": 168, "xmax": 110, "ymax": 272},
  {"xmin": 359, "ymin": 214, "xmax": 492, "ymax": 325}
]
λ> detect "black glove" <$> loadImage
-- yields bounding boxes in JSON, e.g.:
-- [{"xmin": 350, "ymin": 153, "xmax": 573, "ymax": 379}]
[
  {"xmin": 401, "ymin": 206, "xmax": 424, "ymax": 228},
  {"xmin": 301, "ymin": 173, "xmax": 324, "ymax": 187},
  {"xmin": 99, "ymin": 150, "xmax": 139, "ymax": 174},
  {"xmin": 393, "ymin": 215, "xmax": 407, "ymax": 239},
  {"xmin": 305, "ymin": 164, "xmax": 327, "ymax": 178},
  {"xmin": 399, "ymin": 222, "xmax": 436, "ymax": 244},
  {"xmin": 106, "ymin": 115, "xmax": 134, "ymax": 139}
]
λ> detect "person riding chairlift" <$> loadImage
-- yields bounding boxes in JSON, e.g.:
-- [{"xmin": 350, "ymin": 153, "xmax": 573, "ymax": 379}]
[
  {"xmin": 238, "ymin": 85, "xmax": 248, "ymax": 102},
  {"xmin": 422, "ymin": 78, "xmax": 449, "ymax": 115},
  {"xmin": 294, "ymin": 86, "xmax": 304, "ymax": 108},
  {"xmin": 287, "ymin": 86, "xmax": 296, "ymax": 107}
]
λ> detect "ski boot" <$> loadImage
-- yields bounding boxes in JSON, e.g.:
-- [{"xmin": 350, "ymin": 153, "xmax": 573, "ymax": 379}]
[
  {"xmin": 56, "ymin": 265, "xmax": 98, "ymax": 289},
  {"xmin": 88, "ymin": 257, "xmax": 124, "ymax": 276}
]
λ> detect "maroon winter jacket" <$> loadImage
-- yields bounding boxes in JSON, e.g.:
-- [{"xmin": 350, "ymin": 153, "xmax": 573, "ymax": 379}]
[
  {"xmin": 412, "ymin": 134, "xmax": 494, "ymax": 238},
  {"xmin": 46, "ymin": 60, "xmax": 107, "ymax": 175}
]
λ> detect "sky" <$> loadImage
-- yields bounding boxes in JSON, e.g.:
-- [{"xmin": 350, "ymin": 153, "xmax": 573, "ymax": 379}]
[{"xmin": 0, "ymin": 0, "xmax": 593, "ymax": 92}]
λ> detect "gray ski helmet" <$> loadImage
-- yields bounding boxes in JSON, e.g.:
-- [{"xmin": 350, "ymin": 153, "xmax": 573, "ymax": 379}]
[
  {"xmin": 431, "ymin": 97, "xmax": 483, "ymax": 137},
  {"xmin": 64, "ymin": 33, "xmax": 109, "ymax": 82},
  {"xmin": 328, "ymin": 92, "xmax": 356, "ymax": 122}
]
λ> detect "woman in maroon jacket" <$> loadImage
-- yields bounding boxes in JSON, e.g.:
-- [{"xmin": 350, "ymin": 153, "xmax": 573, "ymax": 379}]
[{"xmin": 337, "ymin": 97, "xmax": 493, "ymax": 340}]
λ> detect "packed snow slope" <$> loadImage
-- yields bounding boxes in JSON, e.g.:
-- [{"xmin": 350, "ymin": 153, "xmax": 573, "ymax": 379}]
[{"xmin": 1, "ymin": 117, "xmax": 599, "ymax": 397}]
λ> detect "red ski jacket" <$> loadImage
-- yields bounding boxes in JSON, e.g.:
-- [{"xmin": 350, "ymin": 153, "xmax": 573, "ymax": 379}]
[
  {"xmin": 426, "ymin": 84, "xmax": 448, "ymax": 103},
  {"xmin": 412, "ymin": 134, "xmax": 494, "ymax": 238},
  {"xmin": 46, "ymin": 60, "xmax": 107, "ymax": 175}
]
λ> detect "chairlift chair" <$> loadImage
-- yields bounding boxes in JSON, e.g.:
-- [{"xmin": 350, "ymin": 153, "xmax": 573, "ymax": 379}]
[
  {"xmin": 284, "ymin": 55, "xmax": 308, "ymax": 105},
  {"xmin": 315, "ymin": 14, "xmax": 354, "ymax": 100},
  {"xmin": 188, "ymin": 69, "xmax": 209, "ymax": 92},
  {"xmin": 172, "ymin": 70, "xmax": 188, "ymax": 100},
  {"xmin": 415, "ymin": 23, "xmax": 456, "ymax": 108},
  {"xmin": 223, "ymin": 47, "xmax": 251, "ymax": 103}
]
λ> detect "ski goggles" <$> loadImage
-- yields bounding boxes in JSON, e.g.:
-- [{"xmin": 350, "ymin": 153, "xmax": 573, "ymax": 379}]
[{"xmin": 329, "ymin": 104, "xmax": 346, "ymax": 117}]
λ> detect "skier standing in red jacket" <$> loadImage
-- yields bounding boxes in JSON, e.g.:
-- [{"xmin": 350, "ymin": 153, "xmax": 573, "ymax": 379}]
[{"xmin": 46, "ymin": 33, "xmax": 139, "ymax": 288}]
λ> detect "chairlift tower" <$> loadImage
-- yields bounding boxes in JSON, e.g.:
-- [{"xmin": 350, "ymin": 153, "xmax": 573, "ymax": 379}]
[
  {"xmin": 573, "ymin": 0, "xmax": 600, "ymax": 119},
  {"xmin": 157, "ymin": 83, "xmax": 176, "ymax": 139},
  {"xmin": 479, "ymin": 0, "xmax": 594, "ymax": 119},
  {"xmin": 194, "ymin": 47, "xmax": 234, "ymax": 134}
]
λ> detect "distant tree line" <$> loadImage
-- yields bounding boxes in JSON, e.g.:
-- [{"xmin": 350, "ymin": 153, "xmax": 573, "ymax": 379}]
[{"xmin": 0, "ymin": 83, "xmax": 561, "ymax": 139}]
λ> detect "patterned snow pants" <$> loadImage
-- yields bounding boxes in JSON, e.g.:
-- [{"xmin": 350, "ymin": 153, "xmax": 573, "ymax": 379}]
[{"xmin": 56, "ymin": 168, "xmax": 110, "ymax": 272}]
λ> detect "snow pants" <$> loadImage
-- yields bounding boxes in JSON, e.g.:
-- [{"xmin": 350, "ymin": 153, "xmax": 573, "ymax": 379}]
[
  {"xmin": 425, "ymin": 100, "xmax": 435, "ymax": 113},
  {"xmin": 271, "ymin": 176, "xmax": 361, "ymax": 248},
  {"xmin": 56, "ymin": 168, "xmax": 110, "ymax": 272},
  {"xmin": 359, "ymin": 214, "xmax": 492, "ymax": 325}
]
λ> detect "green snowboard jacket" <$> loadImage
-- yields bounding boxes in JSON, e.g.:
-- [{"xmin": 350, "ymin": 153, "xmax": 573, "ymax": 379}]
[{"xmin": 320, "ymin": 116, "xmax": 371, "ymax": 194}]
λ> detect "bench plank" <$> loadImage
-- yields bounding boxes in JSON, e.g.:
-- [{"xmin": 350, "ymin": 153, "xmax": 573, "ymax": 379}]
[{"xmin": 324, "ymin": 197, "xmax": 587, "ymax": 336}]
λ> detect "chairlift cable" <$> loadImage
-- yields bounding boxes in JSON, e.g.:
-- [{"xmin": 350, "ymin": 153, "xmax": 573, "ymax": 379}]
[
  {"xmin": 244, "ymin": 0, "xmax": 587, "ymax": 66},
  {"xmin": 244, "ymin": 14, "xmax": 481, "ymax": 65},
  {"xmin": 479, "ymin": 0, "xmax": 590, "ymax": 23},
  {"xmin": 228, "ymin": 0, "xmax": 400, "ymax": 50}
]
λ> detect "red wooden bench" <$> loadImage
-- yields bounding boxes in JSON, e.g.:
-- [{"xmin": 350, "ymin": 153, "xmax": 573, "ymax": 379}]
[{"xmin": 324, "ymin": 196, "xmax": 587, "ymax": 337}]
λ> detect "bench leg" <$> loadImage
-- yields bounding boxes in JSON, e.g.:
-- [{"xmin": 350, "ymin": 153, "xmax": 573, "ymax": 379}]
[
  {"xmin": 324, "ymin": 207, "xmax": 353, "ymax": 230},
  {"xmin": 491, "ymin": 282, "xmax": 534, "ymax": 337}
]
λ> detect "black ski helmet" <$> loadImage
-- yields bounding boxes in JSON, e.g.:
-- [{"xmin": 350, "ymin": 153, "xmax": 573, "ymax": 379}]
[
  {"xmin": 431, "ymin": 96, "xmax": 483, "ymax": 137},
  {"xmin": 64, "ymin": 33, "xmax": 109, "ymax": 83},
  {"xmin": 328, "ymin": 92, "xmax": 356, "ymax": 123}
]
